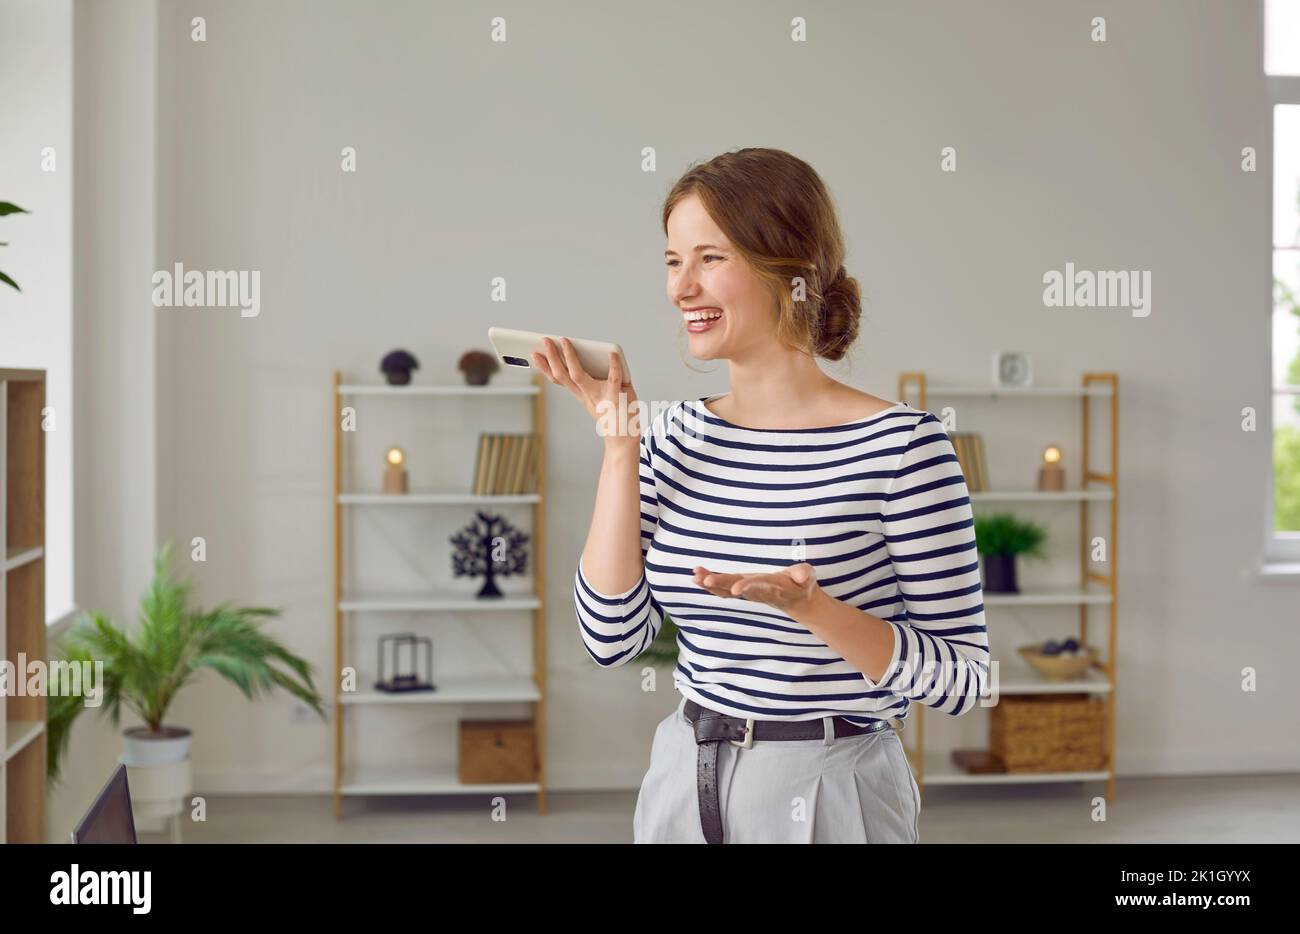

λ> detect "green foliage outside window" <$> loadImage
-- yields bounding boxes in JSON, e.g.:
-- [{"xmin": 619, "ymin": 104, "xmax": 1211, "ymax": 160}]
[{"xmin": 1276, "ymin": 182, "xmax": 1300, "ymax": 532}]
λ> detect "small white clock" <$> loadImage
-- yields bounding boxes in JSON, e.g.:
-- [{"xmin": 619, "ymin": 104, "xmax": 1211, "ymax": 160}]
[{"xmin": 993, "ymin": 351, "xmax": 1033, "ymax": 389}]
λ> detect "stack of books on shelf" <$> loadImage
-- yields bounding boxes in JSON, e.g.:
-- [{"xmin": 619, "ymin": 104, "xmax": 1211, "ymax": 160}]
[
  {"xmin": 949, "ymin": 431, "xmax": 988, "ymax": 491},
  {"xmin": 472, "ymin": 432, "xmax": 540, "ymax": 494}
]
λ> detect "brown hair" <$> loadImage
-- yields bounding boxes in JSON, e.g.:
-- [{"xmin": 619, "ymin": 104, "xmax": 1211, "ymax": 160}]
[{"xmin": 661, "ymin": 148, "xmax": 861, "ymax": 362}]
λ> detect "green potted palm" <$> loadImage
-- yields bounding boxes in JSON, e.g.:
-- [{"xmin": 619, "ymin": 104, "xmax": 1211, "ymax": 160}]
[
  {"xmin": 47, "ymin": 542, "xmax": 326, "ymax": 788},
  {"xmin": 1, "ymin": 200, "xmax": 30, "ymax": 292},
  {"xmin": 973, "ymin": 513, "xmax": 1047, "ymax": 593}
]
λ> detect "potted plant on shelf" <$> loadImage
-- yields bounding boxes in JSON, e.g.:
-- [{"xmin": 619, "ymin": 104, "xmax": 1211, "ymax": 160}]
[
  {"xmin": 458, "ymin": 349, "xmax": 499, "ymax": 386},
  {"xmin": 973, "ymin": 513, "xmax": 1047, "ymax": 593},
  {"xmin": 47, "ymin": 542, "xmax": 326, "ymax": 801}
]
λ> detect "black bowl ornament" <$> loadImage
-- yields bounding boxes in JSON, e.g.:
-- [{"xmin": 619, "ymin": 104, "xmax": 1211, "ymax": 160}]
[{"xmin": 380, "ymin": 349, "xmax": 419, "ymax": 386}]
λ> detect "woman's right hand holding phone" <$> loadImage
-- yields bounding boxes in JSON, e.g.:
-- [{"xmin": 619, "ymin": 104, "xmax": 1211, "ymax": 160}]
[{"xmin": 531, "ymin": 337, "xmax": 643, "ymax": 451}]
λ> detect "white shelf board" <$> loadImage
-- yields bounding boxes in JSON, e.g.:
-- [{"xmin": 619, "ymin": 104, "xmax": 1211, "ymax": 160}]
[
  {"xmin": 340, "ymin": 766, "xmax": 540, "ymax": 796},
  {"xmin": 4, "ymin": 720, "xmax": 45, "ymax": 764},
  {"xmin": 983, "ymin": 589, "xmax": 1114, "ymax": 606},
  {"xmin": 918, "ymin": 385, "xmax": 1114, "ymax": 398},
  {"xmin": 911, "ymin": 751, "xmax": 1110, "ymax": 786},
  {"xmin": 337, "ymin": 384, "xmax": 539, "ymax": 396},
  {"xmin": 991, "ymin": 657, "xmax": 1112, "ymax": 695},
  {"xmin": 339, "ymin": 492, "xmax": 540, "ymax": 505},
  {"xmin": 1256, "ymin": 560, "xmax": 1300, "ymax": 580},
  {"xmin": 341, "ymin": 675, "xmax": 540, "ymax": 705},
  {"xmin": 970, "ymin": 489, "xmax": 1113, "ymax": 502},
  {"xmin": 3, "ymin": 545, "xmax": 43, "ymax": 572},
  {"xmin": 340, "ymin": 591, "xmax": 541, "ymax": 612}
]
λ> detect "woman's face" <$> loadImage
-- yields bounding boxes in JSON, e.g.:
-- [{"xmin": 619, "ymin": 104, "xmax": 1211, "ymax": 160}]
[{"xmin": 665, "ymin": 193, "xmax": 778, "ymax": 361}]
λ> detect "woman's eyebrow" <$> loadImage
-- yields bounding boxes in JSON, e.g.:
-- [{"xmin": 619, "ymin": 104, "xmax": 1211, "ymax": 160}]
[{"xmin": 664, "ymin": 243, "xmax": 727, "ymax": 257}]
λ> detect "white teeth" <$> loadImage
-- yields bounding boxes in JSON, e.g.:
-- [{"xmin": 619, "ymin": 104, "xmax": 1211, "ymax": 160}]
[{"xmin": 685, "ymin": 310, "xmax": 723, "ymax": 322}]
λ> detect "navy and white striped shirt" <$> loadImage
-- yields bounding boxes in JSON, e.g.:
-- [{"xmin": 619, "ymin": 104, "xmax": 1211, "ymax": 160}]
[{"xmin": 574, "ymin": 394, "xmax": 990, "ymax": 727}]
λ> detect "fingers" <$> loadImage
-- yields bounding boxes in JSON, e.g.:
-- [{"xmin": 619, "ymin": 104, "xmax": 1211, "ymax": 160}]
[
  {"xmin": 692, "ymin": 567, "xmax": 720, "ymax": 594},
  {"xmin": 693, "ymin": 567, "xmax": 744, "ymax": 597},
  {"xmin": 531, "ymin": 340, "xmax": 557, "ymax": 382},
  {"xmin": 693, "ymin": 566, "xmax": 724, "ymax": 586},
  {"xmin": 534, "ymin": 337, "xmax": 578, "ymax": 392},
  {"xmin": 699, "ymin": 582, "xmax": 737, "ymax": 599},
  {"xmin": 692, "ymin": 565, "xmax": 811, "ymax": 610},
  {"xmin": 545, "ymin": 338, "xmax": 574, "ymax": 388},
  {"xmin": 608, "ymin": 350, "xmax": 626, "ymax": 389},
  {"xmin": 530, "ymin": 350, "xmax": 554, "ymax": 381},
  {"xmin": 606, "ymin": 350, "xmax": 645, "ymax": 435},
  {"xmin": 557, "ymin": 336, "xmax": 594, "ymax": 390}
]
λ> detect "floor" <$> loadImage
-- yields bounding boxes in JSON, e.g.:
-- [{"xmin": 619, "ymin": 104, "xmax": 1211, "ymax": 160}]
[{"xmin": 141, "ymin": 771, "xmax": 1300, "ymax": 843}]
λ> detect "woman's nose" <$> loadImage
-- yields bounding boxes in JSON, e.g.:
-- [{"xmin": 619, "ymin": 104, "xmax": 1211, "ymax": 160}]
[{"xmin": 671, "ymin": 264, "xmax": 699, "ymax": 304}]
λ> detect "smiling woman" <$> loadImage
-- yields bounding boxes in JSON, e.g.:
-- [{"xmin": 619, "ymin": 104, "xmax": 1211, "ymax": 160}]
[{"xmin": 549, "ymin": 147, "xmax": 987, "ymax": 844}]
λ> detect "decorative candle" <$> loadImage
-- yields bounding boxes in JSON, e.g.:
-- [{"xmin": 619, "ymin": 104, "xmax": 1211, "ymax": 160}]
[
  {"xmin": 1037, "ymin": 444, "xmax": 1065, "ymax": 491},
  {"xmin": 383, "ymin": 445, "xmax": 408, "ymax": 494}
]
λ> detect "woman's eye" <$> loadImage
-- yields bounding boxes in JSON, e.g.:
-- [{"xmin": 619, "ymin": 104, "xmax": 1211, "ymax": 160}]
[{"xmin": 665, "ymin": 256, "xmax": 723, "ymax": 268}]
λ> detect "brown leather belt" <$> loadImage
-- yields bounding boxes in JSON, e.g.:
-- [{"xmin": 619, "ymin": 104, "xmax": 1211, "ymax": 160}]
[{"xmin": 683, "ymin": 697, "xmax": 895, "ymax": 844}]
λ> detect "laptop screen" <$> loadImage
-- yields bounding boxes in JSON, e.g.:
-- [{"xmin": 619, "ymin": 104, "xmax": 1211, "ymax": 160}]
[{"xmin": 71, "ymin": 764, "xmax": 138, "ymax": 844}]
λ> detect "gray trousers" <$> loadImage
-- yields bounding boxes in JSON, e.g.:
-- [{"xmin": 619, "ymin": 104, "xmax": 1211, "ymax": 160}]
[{"xmin": 633, "ymin": 694, "xmax": 921, "ymax": 844}]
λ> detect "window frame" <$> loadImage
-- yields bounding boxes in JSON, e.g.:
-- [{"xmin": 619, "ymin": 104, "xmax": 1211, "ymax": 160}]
[{"xmin": 1265, "ymin": 2, "xmax": 1300, "ymax": 571}]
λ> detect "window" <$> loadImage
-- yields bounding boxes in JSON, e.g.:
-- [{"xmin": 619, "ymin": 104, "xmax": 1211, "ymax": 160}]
[{"xmin": 1266, "ymin": 1, "xmax": 1300, "ymax": 566}]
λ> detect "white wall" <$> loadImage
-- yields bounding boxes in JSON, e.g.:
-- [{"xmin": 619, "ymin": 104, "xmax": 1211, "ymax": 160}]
[
  {"xmin": 0, "ymin": 0, "xmax": 74, "ymax": 623},
  {"xmin": 46, "ymin": 0, "xmax": 160, "ymax": 843},
  {"xmin": 48, "ymin": 0, "xmax": 1300, "ymax": 813}
]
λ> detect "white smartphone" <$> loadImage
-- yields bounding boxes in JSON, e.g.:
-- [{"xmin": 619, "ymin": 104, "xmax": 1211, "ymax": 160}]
[{"xmin": 487, "ymin": 327, "xmax": 631, "ymax": 382}]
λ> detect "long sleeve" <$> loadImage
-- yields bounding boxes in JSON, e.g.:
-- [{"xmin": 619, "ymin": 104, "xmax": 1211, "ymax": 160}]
[
  {"xmin": 573, "ymin": 422, "xmax": 665, "ymax": 668},
  {"xmin": 871, "ymin": 413, "xmax": 990, "ymax": 715}
]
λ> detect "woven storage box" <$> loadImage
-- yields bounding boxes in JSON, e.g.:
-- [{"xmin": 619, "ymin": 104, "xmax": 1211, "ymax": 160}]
[
  {"xmin": 989, "ymin": 693, "xmax": 1106, "ymax": 772},
  {"xmin": 458, "ymin": 719, "xmax": 538, "ymax": 784}
]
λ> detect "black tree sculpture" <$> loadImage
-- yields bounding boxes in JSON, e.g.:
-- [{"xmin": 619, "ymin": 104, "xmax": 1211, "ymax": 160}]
[{"xmin": 450, "ymin": 511, "xmax": 530, "ymax": 598}]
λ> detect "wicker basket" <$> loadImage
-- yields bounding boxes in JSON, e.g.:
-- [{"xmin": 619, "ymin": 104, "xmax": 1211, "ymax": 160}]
[
  {"xmin": 989, "ymin": 693, "xmax": 1106, "ymax": 772},
  {"xmin": 458, "ymin": 719, "xmax": 538, "ymax": 784}
]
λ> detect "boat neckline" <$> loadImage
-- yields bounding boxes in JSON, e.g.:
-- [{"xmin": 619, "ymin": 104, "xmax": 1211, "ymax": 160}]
[{"xmin": 692, "ymin": 394, "xmax": 911, "ymax": 433}]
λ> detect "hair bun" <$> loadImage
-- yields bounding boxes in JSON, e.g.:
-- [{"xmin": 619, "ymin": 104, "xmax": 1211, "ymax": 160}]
[
  {"xmin": 825, "ymin": 265, "xmax": 847, "ymax": 293},
  {"xmin": 816, "ymin": 265, "xmax": 860, "ymax": 362}
]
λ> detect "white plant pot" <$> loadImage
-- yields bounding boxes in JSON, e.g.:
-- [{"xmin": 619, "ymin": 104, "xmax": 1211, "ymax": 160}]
[
  {"xmin": 121, "ymin": 725, "xmax": 192, "ymax": 766},
  {"xmin": 120, "ymin": 755, "xmax": 193, "ymax": 837}
]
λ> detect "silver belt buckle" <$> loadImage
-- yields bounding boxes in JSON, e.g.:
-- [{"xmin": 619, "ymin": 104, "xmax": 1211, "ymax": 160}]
[{"xmin": 729, "ymin": 718, "xmax": 755, "ymax": 749}]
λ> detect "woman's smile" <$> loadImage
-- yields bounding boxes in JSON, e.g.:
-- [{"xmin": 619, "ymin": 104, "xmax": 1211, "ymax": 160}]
[{"xmin": 683, "ymin": 306, "xmax": 724, "ymax": 333}]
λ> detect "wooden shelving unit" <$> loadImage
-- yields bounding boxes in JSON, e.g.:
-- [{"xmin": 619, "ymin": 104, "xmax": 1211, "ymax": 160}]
[
  {"xmin": 332, "ymin": 370, "xmax": 547, "ymax": 817},
  {"xmin": 896, "ymin": 372, "xmax": 1119, "ymax": 802},
  {"xmin": 1, "ymin": 369, "xmax": 47, "ymax": 843}
]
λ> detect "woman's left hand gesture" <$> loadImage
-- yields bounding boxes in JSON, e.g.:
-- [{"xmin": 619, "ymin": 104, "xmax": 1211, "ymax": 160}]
[{"xmin": 692, "ymin": 563, "xmax": 821, "ymax": 615}]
